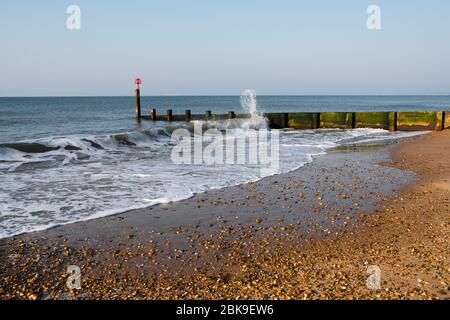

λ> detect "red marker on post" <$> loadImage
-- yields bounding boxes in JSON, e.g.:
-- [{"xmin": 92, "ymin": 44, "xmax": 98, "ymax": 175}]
[{"xmin": 135, "ymin": 77, "xmax": 142, "ymax": 90}]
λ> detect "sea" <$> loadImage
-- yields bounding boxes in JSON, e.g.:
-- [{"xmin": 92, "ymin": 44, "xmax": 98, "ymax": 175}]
[{"xmin": 1, "ymin": 94, "xmax": 449, "ymax": 239}]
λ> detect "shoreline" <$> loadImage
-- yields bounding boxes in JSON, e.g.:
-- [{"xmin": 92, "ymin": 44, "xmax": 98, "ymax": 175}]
[
  {"xmin": 2, "ymin": 127, "xmax": 425, "ymax": 241},
  {"xmin": 0, "ymin": 141, "xmax": 411, "ymax": 246},
  {"xmin": 0, "ymin": 135, "xmax": 413, "ymax": 241},
  {"xmin": 0, "ymin": 132, "xmax": 449, "ymax": 300}
]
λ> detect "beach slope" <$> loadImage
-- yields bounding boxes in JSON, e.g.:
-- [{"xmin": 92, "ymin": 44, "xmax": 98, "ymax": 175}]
[{"xmin": 0, "ymin": 131, "xmax": 449, "ymax": 300}]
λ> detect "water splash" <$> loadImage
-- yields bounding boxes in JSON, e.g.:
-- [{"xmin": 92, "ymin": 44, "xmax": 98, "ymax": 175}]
[
  {"xmin": 239, "ymin": 89, "xmax": 268, "ymax": 129},
  {"xmin": 242, "ymin": 89, "xmax": 264, "ymax": 116}
]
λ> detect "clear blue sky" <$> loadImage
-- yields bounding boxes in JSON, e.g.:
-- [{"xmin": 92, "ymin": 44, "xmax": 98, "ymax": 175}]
[{"xmin": 1, "ymin": 0, "xmax": 450, "ymax": 96}]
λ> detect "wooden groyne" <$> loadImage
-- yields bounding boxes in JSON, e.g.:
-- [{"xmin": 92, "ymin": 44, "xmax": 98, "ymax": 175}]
[
  {"xmin": 135, "ymin": 101, "xmax": 448, "ymax": 133},
  {"xmin": 134, "ymin": 87, "xmax": 448, "ymax": 132},
  {"xmin": 137, "ymin": 109, "xmax": 448, "ymax": 132}
]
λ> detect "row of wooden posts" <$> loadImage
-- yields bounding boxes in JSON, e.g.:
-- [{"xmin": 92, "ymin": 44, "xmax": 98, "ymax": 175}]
[
  {"xmin": 148, "ymin": 108, "xmax": 238, "ymax": 122},
  {"xmin": 139, "ymin": 110, "xmax": 446, "ymax": 132},
  {"xmin": 136, "ymin": 88, "xmax": 240, "ymax": 121},
  {"xmin": 135, "ymin": 89, "xmax": 447, "ymax": 132}
]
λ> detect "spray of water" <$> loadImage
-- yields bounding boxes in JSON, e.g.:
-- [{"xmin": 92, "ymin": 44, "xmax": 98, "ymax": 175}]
[
  {"xmin": 209, "ymin": 89, "xmax": 268, "ymax": 130},
  {"xmin": 240, "ymin": 89, "xmax": 259, "ymax": 115},
  {"xmin": 239, "ymin": 89, "xmax": 268, "ymax": 129}
]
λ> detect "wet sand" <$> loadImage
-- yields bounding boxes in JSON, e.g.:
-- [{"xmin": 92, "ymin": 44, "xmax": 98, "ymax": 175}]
[{"xmin": 0, "ymin": 131, "xmax": 449, "ymax": 300}]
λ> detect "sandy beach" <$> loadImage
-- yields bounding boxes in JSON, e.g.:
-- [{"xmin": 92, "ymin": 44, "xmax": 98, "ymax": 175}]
[{"xmin": 0, "ymin": 130, "xmax": 448, "ymax": 300}]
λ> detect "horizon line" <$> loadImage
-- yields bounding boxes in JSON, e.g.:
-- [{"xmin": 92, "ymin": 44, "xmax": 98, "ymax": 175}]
[{"xmin": 1, "ymin": 94, "xmax": 450, "ymax": 98}]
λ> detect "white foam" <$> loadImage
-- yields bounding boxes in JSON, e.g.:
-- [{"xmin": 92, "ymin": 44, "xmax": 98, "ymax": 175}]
[
  {"xmin": 0, "ymin": 105, "xmax": 431, "ymax": 239},
  {"xmin": 0, "ymin": 127, "xmax": 424, "ymax": 239}
]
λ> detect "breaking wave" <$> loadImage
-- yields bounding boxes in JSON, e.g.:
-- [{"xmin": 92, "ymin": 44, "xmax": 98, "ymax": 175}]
[{"xmin": 0, "ymin": 91, "xmax": 430, "ymax": 239}]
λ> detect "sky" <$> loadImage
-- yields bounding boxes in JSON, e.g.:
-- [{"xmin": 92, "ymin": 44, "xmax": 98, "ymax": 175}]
[{"xmin": 0, "ymin": 0, "xmax": 450, "ymax": 96}]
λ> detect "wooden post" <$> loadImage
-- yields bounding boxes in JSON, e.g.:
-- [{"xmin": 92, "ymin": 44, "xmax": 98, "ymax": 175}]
[
  {"xmin": 282, "ymin": 113, "xmax": 288, "ymax": 128},
  {"xmin": 149, "ymin": 108, "xmax": 157, "ymax": 121},
  {"xmin": 445, "ymin": 112, "xmax": 447, "ymax": 130},
  {"xmin": 166, "ymin": 109, "xmax": 173, "ymax": 121},
  {"xmin": 205, "ymin": 110, "xmax": 212, "ymax": 121},
  {"xmin": 389, "ymin": 112, "xmax": 398, "ymax": 132},
  {"xmin": 350, "ymin": 112, "xmax": 356, "ymax": 129},
  {"xmin": 436, "ymin": 112, "xmax": 445, "ymax": 131},
  {"xmin": 135, "ymin": 89, "xmax": 141, "ymax": 119},
  {"xmin": 319, "ymin": 113, "xmax": 324, "ymax": 128},
  {"xmin": 185, "ymin": 110, "xmax": 191, "ymax": 122},
  {"xmin": 312, "ymin": 113, "xmax": 321, "ymax": 129},
  {"xmin": 345, "ymin": 112, "xmax": 356, "ymax": 129},
  {"xmin": 228, "ymin": 111, "xmax": 236, "ymax": 119}
]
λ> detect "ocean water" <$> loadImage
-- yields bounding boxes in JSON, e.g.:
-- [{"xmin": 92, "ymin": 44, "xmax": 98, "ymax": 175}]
[{"xmin": 0, "ymin": 95, "xmax": 448, "ymax": 239}]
